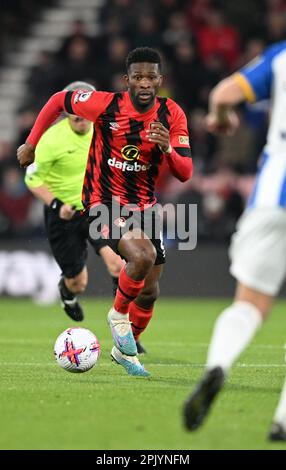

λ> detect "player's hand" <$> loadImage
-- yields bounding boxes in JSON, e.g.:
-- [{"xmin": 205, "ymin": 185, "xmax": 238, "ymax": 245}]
[
  {"xmin": 17, "ymin": 142, "xmax": 36, "ymax": 168},
  {"xmin": 205, "ymin": 110, "xmax": 239, "ymax": 136},
  {"xmin": 59, "ymin": 204, "xmax": 76, "ymax": 220},
  {"xmin": 146, "ymin": 122, "xmax": 171, "ymax": 153}
]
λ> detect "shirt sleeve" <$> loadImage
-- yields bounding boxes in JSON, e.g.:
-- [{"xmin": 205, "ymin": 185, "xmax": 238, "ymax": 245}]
[
  {"xmin": 25, "ymin": 132, "xmax": 55, "ymax": 188},
  {"xmin": 169, "ymin": 103, "xmax": 192, "ymax": 158},
  {"xmin": 26, "ymin": 90, "xmax": 114, "ymax": 147},
  {"xmin": 165, "ymin": 102, "xmax": 193, "ymax": 182},
  {"xmin": 64, "ymin": 90, "xmax": 114, "ymax": 121},
  {"xmin": 233, "ymin": 42, "xmax": 286, "ymax": 102}
]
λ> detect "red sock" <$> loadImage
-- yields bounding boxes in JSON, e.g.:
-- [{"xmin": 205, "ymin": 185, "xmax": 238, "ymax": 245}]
[
  {"xmin": 129, "ymin": 302, "xmax": 154, "ymax": 341},
  {"xmin": 113, "ymin": 268, "xmax": 144, "ymax": 314}
]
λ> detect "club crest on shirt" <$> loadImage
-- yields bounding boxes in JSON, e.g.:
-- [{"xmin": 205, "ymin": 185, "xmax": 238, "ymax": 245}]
[
  {"xmin": 78, "ymin": 91, "xmax": 92, "ymax": 102},
  {"xmin": 114, "ymin": 217, "xmax": 127, "ymax": 228},
  {"xmin": 74, "ymin": 91, "xmax": 92, "ymax": 104},
  {"xmin": 121, "ymin": 144, "xmax": 140, "ymax": 161}
]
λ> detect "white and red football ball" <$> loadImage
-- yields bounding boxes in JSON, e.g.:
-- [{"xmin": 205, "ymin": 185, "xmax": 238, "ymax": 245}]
[{"xmin": 54, "ymin": 327, "xmax": 100, "ymax": 373}]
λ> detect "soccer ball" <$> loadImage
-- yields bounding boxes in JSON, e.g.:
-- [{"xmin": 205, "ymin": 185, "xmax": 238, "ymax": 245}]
[{"xmin": 54, "ymin": 327, "xmax": 100, "ymax": 373}]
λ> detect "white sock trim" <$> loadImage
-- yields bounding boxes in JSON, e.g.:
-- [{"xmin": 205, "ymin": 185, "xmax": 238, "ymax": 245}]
[{"xmin": 110, "ymin": 308, "xmax": 129, "ymax": 320}]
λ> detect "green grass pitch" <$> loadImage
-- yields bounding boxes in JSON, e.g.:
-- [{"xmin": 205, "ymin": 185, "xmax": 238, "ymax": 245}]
[{"xmin": 0, "ymin": 297, "xmax": 286, "ymax": 450}]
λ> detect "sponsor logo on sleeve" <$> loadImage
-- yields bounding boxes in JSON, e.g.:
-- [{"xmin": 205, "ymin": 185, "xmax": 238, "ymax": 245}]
[{"xmin": 179, "ymin": 136, "xmax": 189, "ymax": 145}]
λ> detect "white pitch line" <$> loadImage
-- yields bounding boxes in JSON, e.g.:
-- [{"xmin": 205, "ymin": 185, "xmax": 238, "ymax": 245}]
[
  {"xmin": 0, "ymin": 339, "xmax": 284, "ymax": 350},
  {"xmin": 151, "ymin": 342, "xmax": 285, "ymax": 350},
  {"xmin": 0, "ymin": 362, "xmax": 285, "ymax": 368}
]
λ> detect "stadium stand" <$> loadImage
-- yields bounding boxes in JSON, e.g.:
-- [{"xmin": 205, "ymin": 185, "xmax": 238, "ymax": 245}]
[{"xmin": 0, "ymin": 0, "xmax": 283, "ymax": 240}]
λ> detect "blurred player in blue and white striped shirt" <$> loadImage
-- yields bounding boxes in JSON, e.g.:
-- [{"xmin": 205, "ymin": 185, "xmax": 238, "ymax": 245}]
[{"xmin": 183, "ymin": 41, "xmax": 286, "ymax": 441}]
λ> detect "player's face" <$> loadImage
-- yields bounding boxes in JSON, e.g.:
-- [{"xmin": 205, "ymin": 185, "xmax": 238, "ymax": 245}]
[
  {"xmin": 126, "ymin": 63, "xmax": 162, "ymax": 111},
  {"xmin": 68, "ymin": 115, "xmax": 91, "ymax": 134}
]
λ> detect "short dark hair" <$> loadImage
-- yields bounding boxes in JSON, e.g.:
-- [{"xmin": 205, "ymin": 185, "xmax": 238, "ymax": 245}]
[{"xmin": 126, "ymin": 47, "xmax": 162, "ymax": 71}]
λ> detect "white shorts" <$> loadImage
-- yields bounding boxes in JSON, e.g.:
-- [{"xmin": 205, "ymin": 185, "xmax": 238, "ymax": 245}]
[{"xmin": 229, "ymin": 207, "xmax": 286, "ymax": 296}]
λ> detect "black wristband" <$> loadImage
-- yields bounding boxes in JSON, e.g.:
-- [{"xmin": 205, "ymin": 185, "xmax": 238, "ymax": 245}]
[{"xmin": 50, "ymin": 198, "xmax": 64, "ymax": 216}]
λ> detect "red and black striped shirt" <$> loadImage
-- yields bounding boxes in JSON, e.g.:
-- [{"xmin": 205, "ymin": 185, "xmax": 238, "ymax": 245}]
[{"xmin": 27, "ymin": 90, "xmax": 193, "ymax": 210}]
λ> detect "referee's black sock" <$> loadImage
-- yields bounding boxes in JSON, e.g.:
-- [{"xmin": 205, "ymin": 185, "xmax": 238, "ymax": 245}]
[
  {"xmin": 58, "ymin": 277, "xmax": 84, "ymax": 322},
  {"xmin": 59, "ymin": 277, "xmax": 76, "ymax": 300}
]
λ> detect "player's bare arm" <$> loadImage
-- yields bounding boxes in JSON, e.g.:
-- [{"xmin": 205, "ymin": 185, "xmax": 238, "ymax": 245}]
[
  {"xmin": 28, "ymin": 184, "xmax": 55, "ymax": 206},
  {"xmin": 29, "ymin": 184, "xmax": 76, "ymax": 220},
  {"xmin": 206, "ymin": 77, "xmax": 247, "ymax": 135}
]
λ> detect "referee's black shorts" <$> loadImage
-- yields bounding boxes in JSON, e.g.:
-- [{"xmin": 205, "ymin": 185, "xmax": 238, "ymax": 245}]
[{"xmin": 44, "ymin": 206, "xmax": 106, "ymax": 278}]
